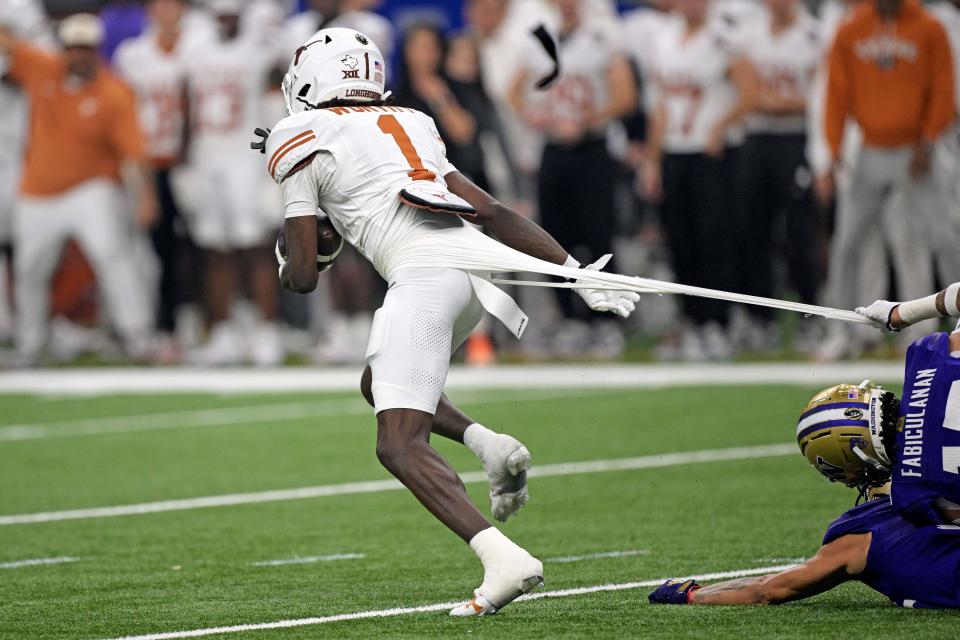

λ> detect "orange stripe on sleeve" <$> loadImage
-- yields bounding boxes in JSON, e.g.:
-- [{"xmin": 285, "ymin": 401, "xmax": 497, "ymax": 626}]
[
  {"xmin": 268, "ymin": 130, "xmax": 315, "ymax": 176},
  {"xmin": 270, "ymin": 134, "xmax": 317, "ymax": 180}
]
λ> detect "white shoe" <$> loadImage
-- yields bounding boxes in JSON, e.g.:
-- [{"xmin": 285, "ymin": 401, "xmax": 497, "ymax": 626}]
[
  {"xmin": 189, "ymin": 323, "xmax": 243, "ymax": 366},
  {"xmin": 449, "ymin": 549, "xmax": 543, "ymax": 616},
  {"xmin": 814, "ymin": 324, "xmax": 860, "ymax": 363},
  {"xmin": 248, "ymin": 322, "xmax": 284, "ymax": 367},
  {"xmin": 701, "ymin": 322, "xmax": 734, "ymax": 361},
  {"xmin": 679, "ymin": 327, "xmax": 708, "ymax": 362},
  {"xmin": 484, "ymin": 435, "xmax": 531, "ymax": 522}
]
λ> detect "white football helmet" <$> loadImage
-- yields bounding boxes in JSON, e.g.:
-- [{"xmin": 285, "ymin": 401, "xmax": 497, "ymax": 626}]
[{"xmin": 282, "ymin": 27, "xmax": 387, "ymax": 115}]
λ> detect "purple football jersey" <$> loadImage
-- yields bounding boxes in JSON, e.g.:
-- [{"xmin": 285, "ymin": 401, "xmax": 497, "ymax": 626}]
[
  {"xmin": 824, "ymin": 498, "xmax": 960, "ymax": 608},
  {"xmin": 892, "ymin": 333, "xmax": 960, "ymax": 525}
]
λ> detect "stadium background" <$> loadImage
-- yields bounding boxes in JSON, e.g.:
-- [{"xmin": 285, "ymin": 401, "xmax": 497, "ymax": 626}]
[
  {"xmin": 3, "ymin": 0, "xmax": 960, "ymax": 637},
  {"xmin": 6, "ymin": 0, "xmax": 957, "ymax": 367}
]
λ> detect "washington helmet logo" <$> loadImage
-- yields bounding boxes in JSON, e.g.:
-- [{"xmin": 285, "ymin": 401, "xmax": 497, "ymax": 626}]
[{"xmin": 844, "ymin": 408, "xmax": 864, "ymax": 420}]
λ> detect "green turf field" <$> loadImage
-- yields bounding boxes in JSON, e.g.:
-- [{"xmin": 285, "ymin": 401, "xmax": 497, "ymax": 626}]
[{"xmin": 2, "ymin": 382, "xmax": 958, "ymax": 639}]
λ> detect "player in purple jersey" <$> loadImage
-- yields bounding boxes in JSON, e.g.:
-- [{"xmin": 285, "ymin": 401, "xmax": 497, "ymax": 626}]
[
  {"xmin": 647, "ymin": 284, "xmax": 960, "ymax": 608},
  {"xmin": 857, "ymin": 282, "xmax": 960, "ymax": 524}
]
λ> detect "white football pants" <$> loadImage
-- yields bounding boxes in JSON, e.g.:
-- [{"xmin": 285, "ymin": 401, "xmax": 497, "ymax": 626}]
[{"xmin": 14, "ymin": 179, "xmax": 153, "ymax": 357}]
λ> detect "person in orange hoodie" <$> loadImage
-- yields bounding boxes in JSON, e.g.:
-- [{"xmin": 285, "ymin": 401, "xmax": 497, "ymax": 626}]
[
  {"xmin": 0, "ymin": 13, "xmax": 159, "ymax": 365},
  {"xmin": 816, "ymin": 0, "xmax": 958, "ymax": 359}
]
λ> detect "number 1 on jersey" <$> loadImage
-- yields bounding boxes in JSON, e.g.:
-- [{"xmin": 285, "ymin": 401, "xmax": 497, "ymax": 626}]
[{"xmin": 377, "ymin": 115, "xmax": 436, "ymax": 182}]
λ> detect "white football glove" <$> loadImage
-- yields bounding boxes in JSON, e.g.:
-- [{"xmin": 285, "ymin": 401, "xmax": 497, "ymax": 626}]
[
  {"xmin": 573, "ymin": 255, "xmax": 640, "ymax": 319},
  {"xmin": 855, "ymin": 300, "xmax": 899, "ymax": 332}
]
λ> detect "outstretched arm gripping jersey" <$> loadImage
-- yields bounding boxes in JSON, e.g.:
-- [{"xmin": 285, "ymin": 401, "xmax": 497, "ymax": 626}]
[{"xmin": 892, "ymin": 333, "xmax": 960, "ymax": 525}]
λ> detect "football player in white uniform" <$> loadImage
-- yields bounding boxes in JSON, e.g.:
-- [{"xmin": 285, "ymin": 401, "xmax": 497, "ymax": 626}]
[
  {"xmin": 264, "ymin": 28, "xmax": 638, "ymax": 616},
  {"xmin": 185, "ymin": 0, "xmax": 283, "ymax": 365},
  {"xmin": 507, "ymin": 0, "xmax": 636, "ymax": 349},
  {"xmin": 641, "ymin": 0, "xmax": 759, "ymax": 360},
  {"xmin": 115, "ymin": 0, "xmax": 196, "ymax": 359},
  {"xmin": 733, "ymin": 0, "xmax": 823, "ymax": 350}
]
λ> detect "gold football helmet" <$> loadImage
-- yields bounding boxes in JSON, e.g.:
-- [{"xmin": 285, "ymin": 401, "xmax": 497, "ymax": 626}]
[{"xmin": 797, "ymin": 381, "xmax": 900, "ymax": 491}]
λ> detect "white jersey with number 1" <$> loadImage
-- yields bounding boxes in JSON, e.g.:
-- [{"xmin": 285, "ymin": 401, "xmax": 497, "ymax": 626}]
[{"xmin": 267, "ymin": 105, "xmax": 474, "ymax": 280}]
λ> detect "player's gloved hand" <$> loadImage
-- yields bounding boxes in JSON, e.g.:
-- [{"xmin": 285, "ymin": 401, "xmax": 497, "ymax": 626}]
[
  {"xmin": 855, "ymin": 300, "xmax": 900, "ymax": 332},
  {"xmin": 573, "ymin": 255, "xmax": 640, "ymax": 318},
  {"xmin": 648, "ymin": 579, "xmax": 701, "ymax": 605},
  {"xmin": 251, "ymin": 127, "xmax": 271, "ymax": 154}
]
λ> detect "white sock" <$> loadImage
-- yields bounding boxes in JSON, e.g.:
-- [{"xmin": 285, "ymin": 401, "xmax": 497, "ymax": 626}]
[
  {"xmin": 464, "ymin": 423, "xmax": 497, "ymax": 461},
  {"xmin": 469, "ymin": 526, "xmax": 519, "ymax": 569}
]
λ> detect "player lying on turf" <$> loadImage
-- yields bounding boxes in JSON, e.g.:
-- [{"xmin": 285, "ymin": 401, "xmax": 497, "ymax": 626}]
[
  {"xmin": 649, "ymin": 284, "xmax": 960, "ymax": 608},
  {"xmin": 258, "ymin": 28, "xmax": 639, "ymax": 616}
]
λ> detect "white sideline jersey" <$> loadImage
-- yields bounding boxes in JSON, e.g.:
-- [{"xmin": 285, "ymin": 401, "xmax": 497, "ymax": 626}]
[
  {"xmin": 652, "ymin": 26, "xmax": 738, "ymax": 153},
  {"xmin": 740, "ymin": 14, "xmax": 821, "ymax": 135},
  {"xmin": 520, "ymin": 19, "xmax": 626, "ymax": 138},
  {"xmin": 267, "ymin": 106, "xmax": 465, "ymax": 280},
  {"xmin": 114, "ymin": 34, "xmax": 191, "ymax": 161},
  {"xmin": 622, "ymin": 9, "xmax": 681, "ymax": 112},
  {"xmin": 185, "ymin": 35, "xmax": 272, "ymax": 155}
]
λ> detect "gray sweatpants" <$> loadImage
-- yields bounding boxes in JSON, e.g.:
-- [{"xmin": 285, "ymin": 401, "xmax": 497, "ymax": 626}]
[
  {"xmin": 826, "ymin": 145, "xmax": 960, "ymax": 339},
  {"xmin": 14, "ymin": 179, "xmax": 153, "ymax": 358}
]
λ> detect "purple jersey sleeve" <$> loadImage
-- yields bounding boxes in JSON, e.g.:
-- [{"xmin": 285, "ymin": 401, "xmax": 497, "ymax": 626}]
[
  {"xmin": 892, "ymin": 333, "xmax": 960, "ymax": 525},
  {"xmin": 824, "ymin": 499, "xmax": 960, "ymax": 608}
]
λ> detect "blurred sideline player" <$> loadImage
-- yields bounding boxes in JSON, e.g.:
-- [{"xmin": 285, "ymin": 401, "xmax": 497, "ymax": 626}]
[
  {"xmin": 281, "ymin": 0, "xmax": 394, "ymax": 364},
  {"xmin": 508, "ymin": 0, "xmax": 636, "ymax": 357},
  {"xmin": 0, "ymin": 0, "xmax": 50, "ymax": 343},
  {"xmin": 641, "ymin": 0, "xmax": 759, "ymax": 361},
  {"xmin": 817, "ymin": 0, "xmax": 957, "ymax": 360},
  {"xmin": 651, "ymin": 282, "xmax": 960, "ymax": 606},
  {"xmin": 930, "ymin": 0, "xmax": 960, "ymax": 243},
  {"xmin": 733, "ymin": 0, "xmax": 822, "ymax": 352},
  {"xmin": 0, "ymin": 14, "xmax": 158, "ymax": 365},
  {"xmin": 265, "ymin": 28, "xmax": 638, "ymax": 615},
  {"xmin": 185, "ymin": 0, "xmax": 282, "ymax": 366},
  {"xmin": 115, "ymin": 0, "xmax": 198, "ymax": 363}
]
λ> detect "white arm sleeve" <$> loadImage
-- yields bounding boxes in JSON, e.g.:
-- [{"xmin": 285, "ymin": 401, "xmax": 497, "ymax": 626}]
[{"xmin": 278, "ymin": 151, "xmax": 336, "ymax": 219}]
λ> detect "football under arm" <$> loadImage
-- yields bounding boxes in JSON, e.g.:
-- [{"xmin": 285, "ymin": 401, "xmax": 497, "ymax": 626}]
[
  {"xmin": 690, "ymin": 534, "xmax": 869, "ymax": 605},
  {"xmin": 279, "ymin": 215, "xmax": 319, "ymax": 293},
  {"xmin": 276, "ymin": 159, "xmax": 322, "ymax": 293},
  {"xmin": 444, "ymin": 171, "xmax": 569, "ymax": 265}
]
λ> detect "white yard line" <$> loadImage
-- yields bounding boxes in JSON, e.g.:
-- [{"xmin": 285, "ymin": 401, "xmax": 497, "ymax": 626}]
[
  {"xmin": 102, "ymin": 563, "xmax": 796, "ymax": 640},
  {"xmin": 546, "ymin": 549, "xmax": 649, "ymax": 563},
  {"xmin": 250, "ymin": 553, "xmax": 365, "ymax": 567},
  {"xmin": 0, "ymin": 362, "xmax": 903, "ymax": 396},
  {"xmin": 0, "ymin": 388, "xmax": 613, "ymax": 442},
  {"xmin": 0, "ymin": 399, "xmax": 370, "ymax": 442},
  {"xmin": 0, "ymin": 556, "xmax": 80, "ymax": 569},
  {"xmin": 0, "ymin": 443, "xmax": 795, "ymax": 526}
]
